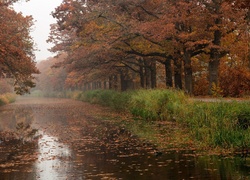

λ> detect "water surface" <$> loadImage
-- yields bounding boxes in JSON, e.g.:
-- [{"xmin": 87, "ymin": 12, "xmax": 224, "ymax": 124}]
[{"xmin": 0, "ymin": 97, "xmax": 249, "ymax": 179}]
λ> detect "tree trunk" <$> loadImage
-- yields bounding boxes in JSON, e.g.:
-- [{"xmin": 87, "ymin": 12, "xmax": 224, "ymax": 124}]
[
  {"xmin": 113, "ymin": 75, "xmax": 118, "ymax": 90},
  {"xmin": 208, "ymin": 2, "xmax": 223, "ymax": 94},
  {"xmin": 104, "ymin": 80, "xmax": 108, "ymax": 89},
  {"xmin": 144, "ymin": 59, "xmax": 151, "ymax": 89},
  {"xmin": 164, "ymin": 57, "xmax": 173, "ymax": 87},
  {"xmin": 151, "ymin": 59, "xmax": 157, "ymax": 88},
  {"xmin": 85, "ymin": 83, "xmax": 87, "ymax": 90},
  {"xmin": 208, "ymin": 57, "xmax": 220, "ymax": 93},
  {"xmin": 88, "ymin": 82, "xmax": 91, "ymax": 90},
  {"xmin": 173, "ymin": 57, "xmax": 182, "ymax": 89},
  {"xmin": 184, "ymin": 49, "xmax": 193, "ymax": 94},
  {"xmin": 98, "ymin": 81, "xmax": 101, "ymax": 89},
  {"xmin": 120, "ymin": 72, "xmax": 127, "ymax": 91},
  {"xmin": 209, "ymin": 20, "xmax": 222, "ymax": 94},
  {"xmin": 109, "ymin": 76, "xmax": 112, "ymax": 89},
  {"xmin": 92, "ymin": 82, "xmax": 96, "ymax": 90},
  {"xmin": 139, "ymin": 59, "xmax": 145, "ymax": 88}
]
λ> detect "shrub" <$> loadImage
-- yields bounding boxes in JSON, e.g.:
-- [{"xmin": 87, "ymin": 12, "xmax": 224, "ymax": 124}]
[
  {"xmin": 0, "ymin": 93, "xmax": 16, "ymax": 106},
  {"xmin": 5, "ymin": 93, "xmax": 16, "ymax": 103},
  {"xmin": 193, "ymin": 73, "xmax": 209, "ymax": 96},
  {"xmin": 219, "ymin": 66, "xmax": 250, "ymax": 97}
]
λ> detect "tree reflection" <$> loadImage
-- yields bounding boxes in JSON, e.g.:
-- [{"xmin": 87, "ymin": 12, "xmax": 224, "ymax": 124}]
[{"xmin": 0, "ymin": 107, "xmax": 38, "ymax": 142}]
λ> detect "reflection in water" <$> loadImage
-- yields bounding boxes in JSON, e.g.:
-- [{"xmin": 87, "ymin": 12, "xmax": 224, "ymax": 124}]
[
  {"xmin": 35, "ymin": 132, "xmax": 72, "ymax": 180},
  {"xmin": 0, "ymin": 107, "xmax": 38, "ymax": 142},
  {"xmin": 0, "ymin": 97, "xmax": 249, "ymax": 180}
]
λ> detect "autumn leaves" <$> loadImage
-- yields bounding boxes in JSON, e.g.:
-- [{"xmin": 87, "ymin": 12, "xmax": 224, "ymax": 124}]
[
  {"xmin": 2, "ymin": 1, "xmax": 249, "ymax": 96},
  {"xmin": 44, "ymin": 0, "xmax": 250, "ymax": 96},
  {"xmin": 0, "ymin": 1, "xmax": 38, "ymax": 94}
]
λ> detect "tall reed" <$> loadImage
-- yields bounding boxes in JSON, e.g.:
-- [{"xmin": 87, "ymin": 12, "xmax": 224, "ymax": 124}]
[{"xmin": 185, "ymin": 101, "xmax": 250, "ymax": 148}]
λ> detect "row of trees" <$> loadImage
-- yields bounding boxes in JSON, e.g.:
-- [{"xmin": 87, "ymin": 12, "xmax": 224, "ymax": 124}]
[
  {"xmin": 0, "ymin": 0, "xmax": 38, "ymax": 94},
  {"xmin": 35, "ymin": 54, "xmax": 67, "ymax": 93},
  {"xmin": 47, "ymin": 0, "xmax": 250, "ymax": 96}
]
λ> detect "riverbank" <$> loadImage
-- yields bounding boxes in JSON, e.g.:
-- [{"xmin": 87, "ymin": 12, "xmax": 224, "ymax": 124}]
[{"xmin": 30, "ymin": 89, "xmax": 250, "ymax": 155}]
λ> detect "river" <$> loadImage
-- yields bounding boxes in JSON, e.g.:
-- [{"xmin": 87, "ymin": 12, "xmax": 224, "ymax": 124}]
[{"xmin": 0, "ymin": 97, "xmax": 249, "ymax": 180}]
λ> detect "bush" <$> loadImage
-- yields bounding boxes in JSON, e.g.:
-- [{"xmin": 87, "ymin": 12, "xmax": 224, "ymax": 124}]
[
  {"xmin": 219, "ymin": 66, "xmax": 250, "ymax": 97},
  {"xmin": 5, "ymin": 93, "xmax": 16, "ymax": 103},
  {"xmin": 0, "ymin": 96, "xmax": 8, "ymax": 106},
  {"xmin": 0, "ymin": 93, "xmax": 16, "ymax": 106}
]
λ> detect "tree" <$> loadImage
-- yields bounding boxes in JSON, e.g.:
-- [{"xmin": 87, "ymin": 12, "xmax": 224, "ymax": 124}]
[
  {"xmin": 0, "ymin": 6, "xmax": 39, "ymax": 94},
  {"xmin": 49, "ymin": 0, "xmax": 250, "ymax": 96},
  {"xmin": 196, "ymin": 0, "xmax": 248, "ymax": 94},
  {"xmin": 35, "ymin": 54, "xmax": 67, "ymax": 93},
  {"xmin": 0, "ymin": 0, "xmax": 26, "ymax": 6}
]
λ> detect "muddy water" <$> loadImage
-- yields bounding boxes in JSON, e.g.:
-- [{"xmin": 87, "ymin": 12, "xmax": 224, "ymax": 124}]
[{"xmin": 0, "ymin": 97, "xmax": 249, "ymax": 180}]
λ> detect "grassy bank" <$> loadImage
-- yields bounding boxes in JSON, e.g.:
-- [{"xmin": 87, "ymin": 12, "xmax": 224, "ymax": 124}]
[
  {"xmin": 0, "ymin": 93, "xmax": 16, "ymax": 106},
  {"xmin": 79, "ymin": 89, "xmax": 250, "ymax": 152},
  {"xmin": 32, "ymin": 89, "xmax": 250, "ymax": 153}
]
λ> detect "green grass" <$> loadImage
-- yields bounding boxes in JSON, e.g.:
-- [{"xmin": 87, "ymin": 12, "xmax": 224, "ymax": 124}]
[
  {"xmin": 186, "ymin": 101, "xmax": 250, "ymax": 149},
  {"xmin": 79, "ymin": 90, "xmax": 131, "ymax": 111},
  {"xmin": 78, "ymin": 89, "xmax": 250, "ymax": 151},
  {"xmin": 129, "ymin": 89, "xmax": 187, "ymax": 120}
]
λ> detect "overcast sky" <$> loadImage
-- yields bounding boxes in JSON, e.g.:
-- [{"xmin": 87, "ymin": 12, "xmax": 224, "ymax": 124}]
[{"xmin": 13, "ymin": 0, "xmax": 63, "ymax": 62}]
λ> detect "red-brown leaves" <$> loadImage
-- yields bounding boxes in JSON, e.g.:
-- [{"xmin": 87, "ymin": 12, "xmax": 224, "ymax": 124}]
[
  {"xmin": 219, "ymin": 66, "xmax": 250, "ymax": 97},
  {"xmin": 0, "ymin": 6, "xmax": 39, "ymax": 94},
  {"xmin": 46, "ymin": 0, "xmax": 250, "ymax": 96}
]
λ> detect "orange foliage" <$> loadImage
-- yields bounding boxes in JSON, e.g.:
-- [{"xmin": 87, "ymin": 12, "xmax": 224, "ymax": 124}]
[
  {"xmin": 0, "ymin": 6, "xmax": 39, "ymax": 94},
  {"xmin": 219, "ymin": 66, "xmax": 250, "ymax": 97},
  {"xmin": 193, "ymin": 74, "xmax": 209, "ymax": 96},
  {"xmin": 48, "ymin": 0, "xmax": 250, "ymax": 96}
]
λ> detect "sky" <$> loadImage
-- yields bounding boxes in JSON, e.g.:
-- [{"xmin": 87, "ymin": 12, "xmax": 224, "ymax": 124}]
[{"xmin": 13, "ymin": 0, "xmax": 63, "ymax": 62}]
